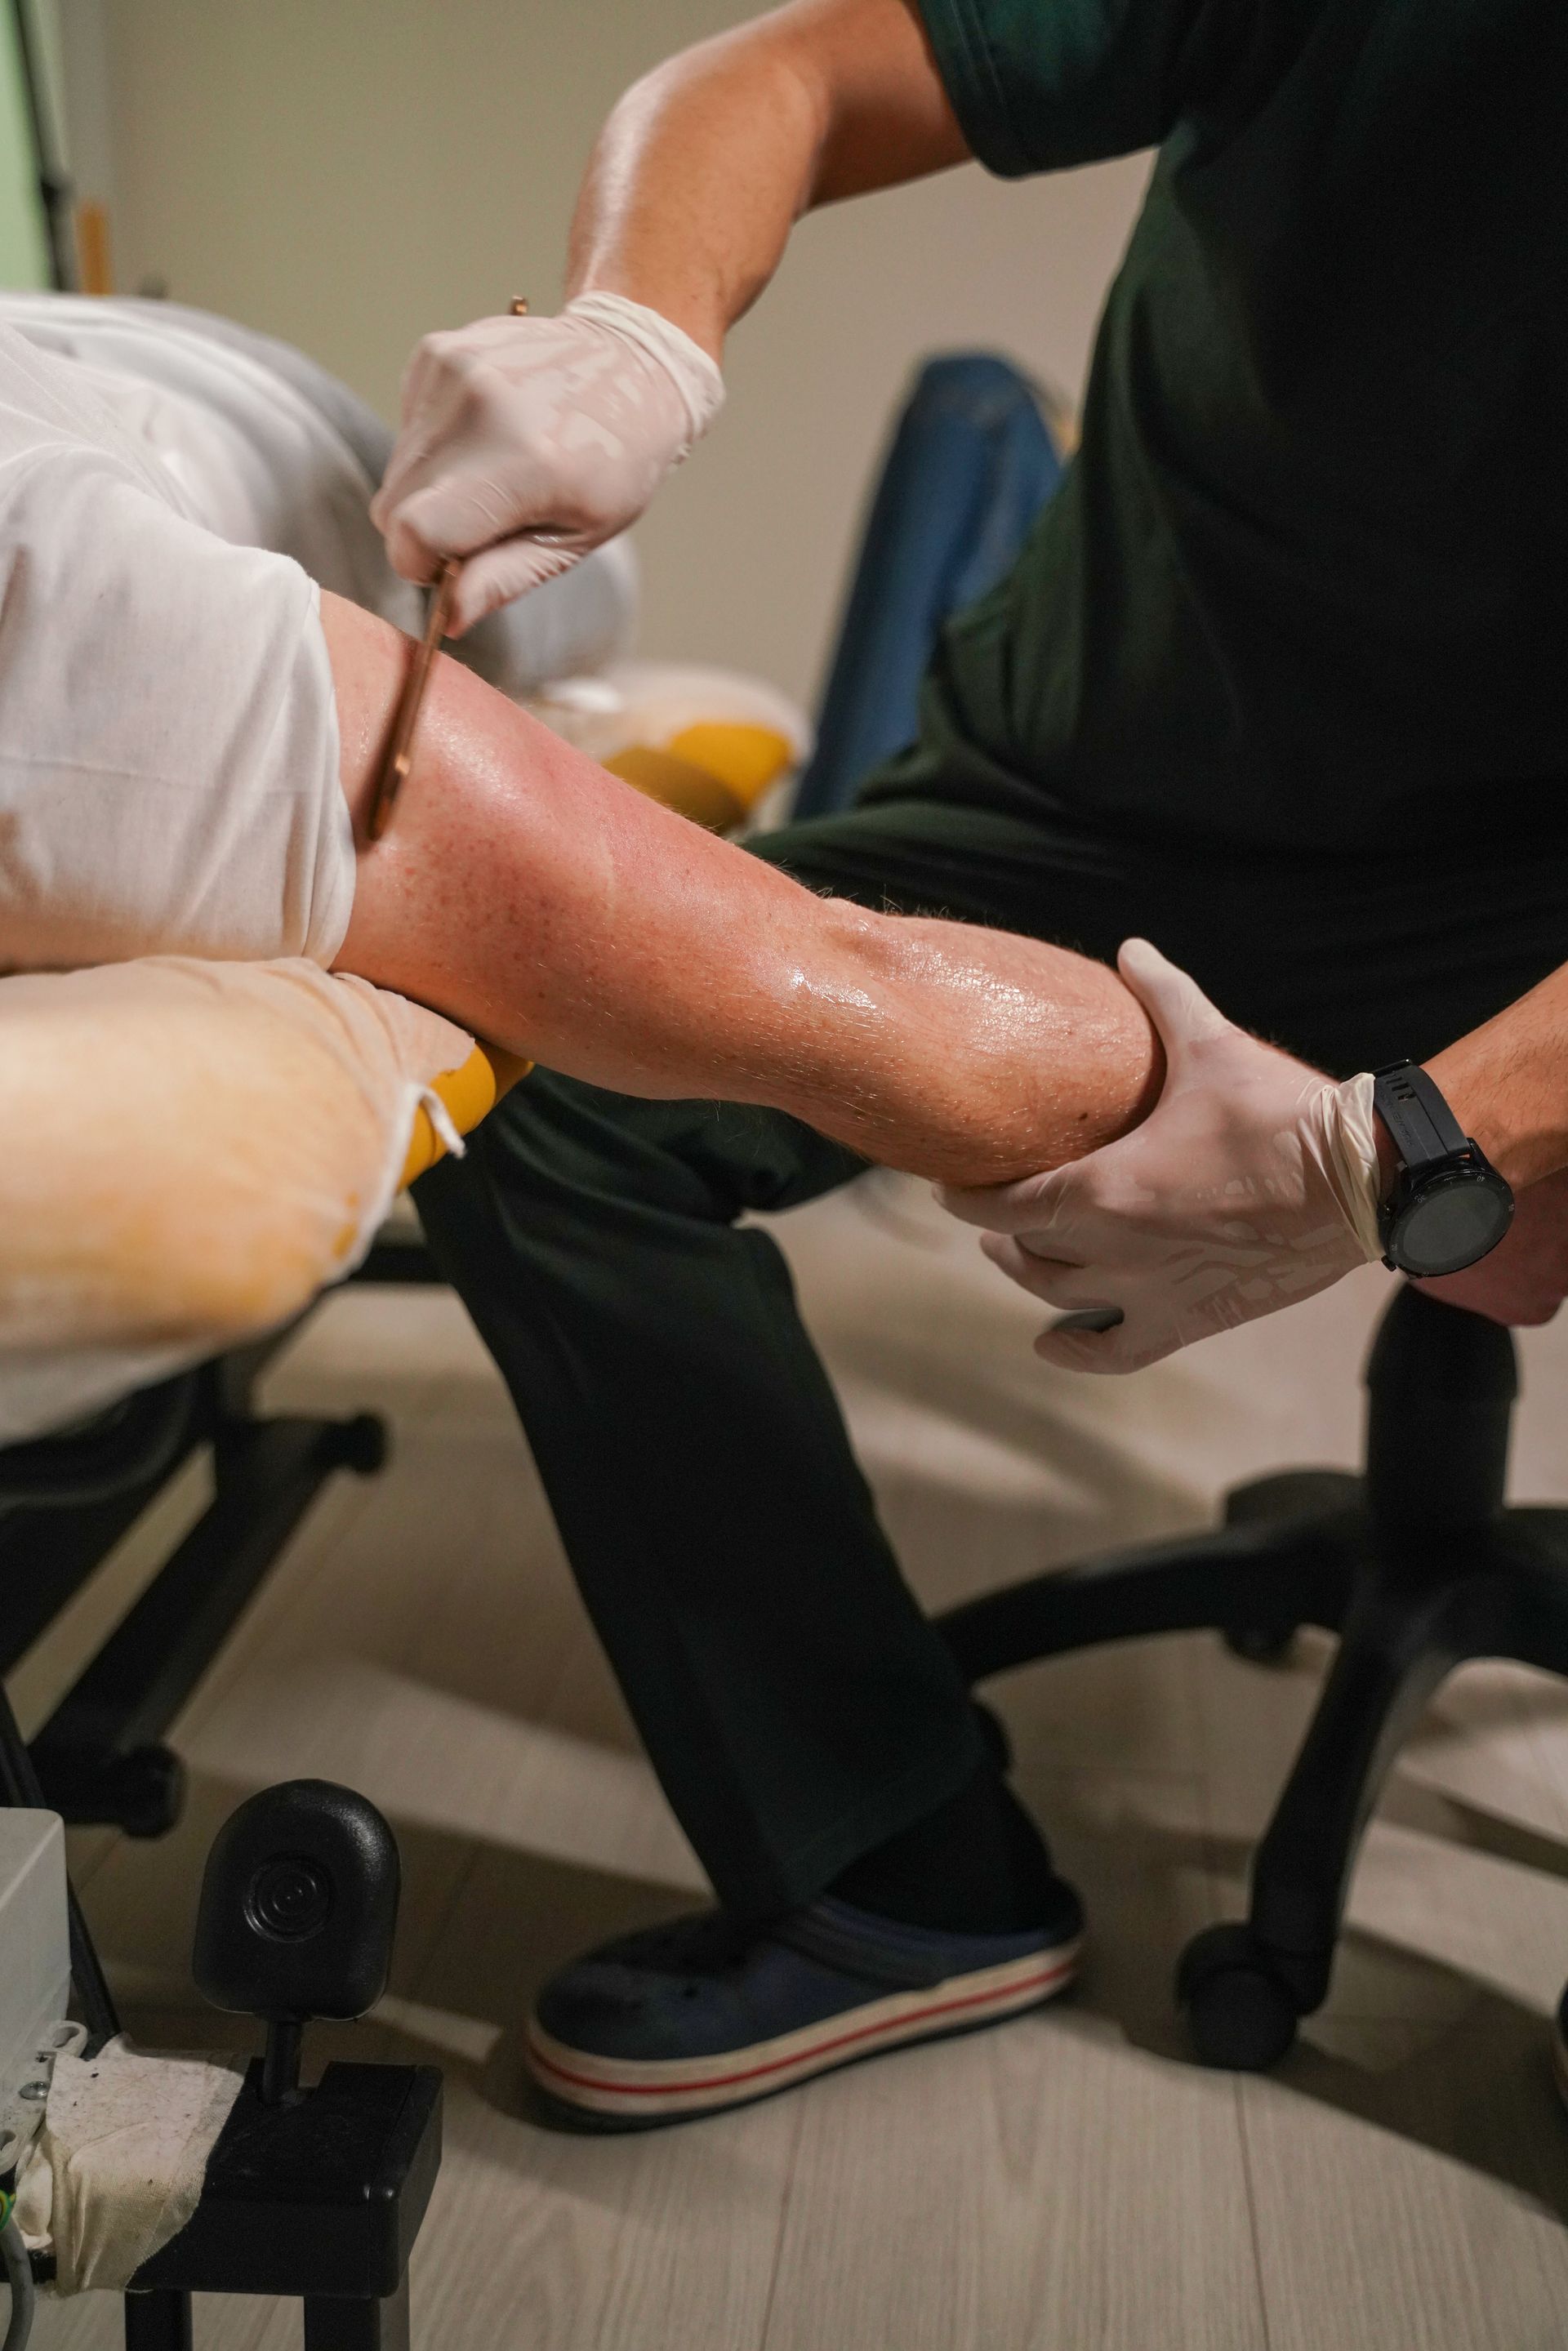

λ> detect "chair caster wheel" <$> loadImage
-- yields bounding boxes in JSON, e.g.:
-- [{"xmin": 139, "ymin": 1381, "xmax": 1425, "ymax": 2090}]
[
  {"xmin": 1177, "ymin": 1923, "xmax": 1301, "ymax": 2070},
  {"xmin": 1223, "ymin": 1622, "xmax": 1298, "ymax": 1664},
  {"xmin": 334, "ymin": 1414, "xmax": 390, "ymax": 1476}
]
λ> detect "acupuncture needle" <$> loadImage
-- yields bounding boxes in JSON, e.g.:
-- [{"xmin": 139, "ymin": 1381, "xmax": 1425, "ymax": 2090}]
[
  {"xmin": 367, "ymin": 296, "xmax": 531, "ymax": 842},
  {"xmin": 366, "ymin": 554, "xmax": 458, "ymax": 840}
]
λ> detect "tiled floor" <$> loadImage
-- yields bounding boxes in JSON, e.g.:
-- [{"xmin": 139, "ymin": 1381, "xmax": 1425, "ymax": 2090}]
[{"xmin": 29, "ymin": 1174, "xmax": 1568, "ymax": 2349}]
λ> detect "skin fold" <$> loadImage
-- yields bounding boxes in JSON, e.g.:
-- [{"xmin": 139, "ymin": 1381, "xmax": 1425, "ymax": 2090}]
[{"xmin": 323, "ymin": 592, "xmax": 1160, "ymax": 1187}]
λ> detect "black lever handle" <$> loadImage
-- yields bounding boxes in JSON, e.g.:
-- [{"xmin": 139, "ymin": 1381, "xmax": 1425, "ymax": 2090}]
[{"xmin": 193, "ymin": 1779, "xmax": 401, "ymax": 2104}]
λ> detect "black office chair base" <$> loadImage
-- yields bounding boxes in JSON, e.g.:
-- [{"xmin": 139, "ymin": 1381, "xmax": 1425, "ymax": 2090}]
[{"xmin": 936, "ymin": 1284, "xmax": 1568, "ymax": 2070}]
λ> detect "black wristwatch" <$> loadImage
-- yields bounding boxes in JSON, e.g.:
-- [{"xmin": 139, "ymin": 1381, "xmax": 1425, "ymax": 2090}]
[{"xmin": 1372, "ymin": 1062, "xmax": 1514, "ymax": 1278}]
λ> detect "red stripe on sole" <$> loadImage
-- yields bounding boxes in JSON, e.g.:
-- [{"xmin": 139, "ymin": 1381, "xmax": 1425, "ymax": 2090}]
[{"xmin": 528, "ymin": 1944, "xmax": 1078, "ymax": 2108}]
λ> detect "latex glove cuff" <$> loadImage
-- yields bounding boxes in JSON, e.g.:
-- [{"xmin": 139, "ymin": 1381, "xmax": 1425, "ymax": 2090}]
[
  {"xmin": 561, "ymin": 292, "xmax": 726, "ymax": 454},
  {"xmin": 1305, "ymin": 1068, "xmax": 1383, "ymax": 1262}
]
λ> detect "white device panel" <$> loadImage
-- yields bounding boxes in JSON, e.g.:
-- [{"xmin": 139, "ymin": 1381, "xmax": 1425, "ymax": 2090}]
[{"xmin": 0, "ymin": 1812, "xmax": 71, "ymax": 2169}]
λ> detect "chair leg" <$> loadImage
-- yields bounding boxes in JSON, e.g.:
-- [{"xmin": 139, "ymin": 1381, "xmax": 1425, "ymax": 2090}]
[
  {"xmin": 1178, "ymin": 1561, "xmax": 1470, "ymax": 2068},
  {"xmin": 1490, "ymin": 1514, "xmax": 1568, "ymax": 1677},
  {"xmin": 937, "ymin": 1515, "xmax": 1356, "ymax": 1685},
  {"xmin": 124, "ymin": 2290, "xmax": 194, "ymax": 2351},
  {"xmin": 304, "ymin": 2277, "xmax": 411, "ymax": 2351}
]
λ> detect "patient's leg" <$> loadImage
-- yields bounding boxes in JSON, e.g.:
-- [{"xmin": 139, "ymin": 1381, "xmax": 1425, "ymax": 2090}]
[{"xmin": 323, "ymin": 594, "xmax": 1158, "ymax": 1187}]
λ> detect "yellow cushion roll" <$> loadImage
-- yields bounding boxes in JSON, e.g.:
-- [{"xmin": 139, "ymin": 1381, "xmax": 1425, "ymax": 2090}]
[
  {"xmin": 531, "ymin": 661, "xmax": 811, "ymax": 833},
  {"xmin": 400, "ymin": 1043, "xmax": 532, "ymax": 1187}
]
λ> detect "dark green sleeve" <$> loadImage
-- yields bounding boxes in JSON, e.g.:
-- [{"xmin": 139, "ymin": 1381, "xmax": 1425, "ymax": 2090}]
[{"xmin": 915, "ymin": 0, "xmax": 1236, "ymax": 176}]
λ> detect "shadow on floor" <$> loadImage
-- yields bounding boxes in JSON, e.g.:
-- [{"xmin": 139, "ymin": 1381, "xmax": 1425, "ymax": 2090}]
[
  {"xmin": 1033, "ymin": 1768, "xmax": 1568, "ymax": 2224},
  {"xmin": 1280, "ymin": 1984, "xmax": 1568, "ymax": 2221},
  {"xmin": 105, "ymin": 1743, "xmax": 1568, "ymax": 2228}
]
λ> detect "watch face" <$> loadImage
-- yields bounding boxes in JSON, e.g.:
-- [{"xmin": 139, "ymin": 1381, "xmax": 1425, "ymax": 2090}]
[{"xmin": 1398, "ymin": 1171, "xmax": 1514, "ymax": 1278}]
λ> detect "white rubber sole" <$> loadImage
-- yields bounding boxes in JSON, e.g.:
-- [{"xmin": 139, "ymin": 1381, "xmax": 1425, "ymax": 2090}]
[{"xmin": 526, "ymin": 1934, "xmax": 1082, "ymax": 2126}]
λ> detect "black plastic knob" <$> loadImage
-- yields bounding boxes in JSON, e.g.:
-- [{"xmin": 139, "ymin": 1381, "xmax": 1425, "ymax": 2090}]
[{"xmin": 194, "ymin": 1779, "xmax": 400, "ymax": 2027}]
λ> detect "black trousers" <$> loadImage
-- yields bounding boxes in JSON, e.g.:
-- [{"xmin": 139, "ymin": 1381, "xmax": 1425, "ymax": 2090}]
[{"xmin": 415, "ymin": 788, "xmax": 1568, "ymax": 1918}]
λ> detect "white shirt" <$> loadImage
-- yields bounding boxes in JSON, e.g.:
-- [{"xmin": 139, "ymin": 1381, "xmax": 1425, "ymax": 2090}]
[
  {"xmin": 0, "ymin": 321, "xmax": 352, "ymax": 974},
  {"xmin": 0, "ymin": 293, "xmax": 426, "ymax": 630},
  {"xmin": 0, "ymin": 292, "xmax": 639, "ymax": 700}
]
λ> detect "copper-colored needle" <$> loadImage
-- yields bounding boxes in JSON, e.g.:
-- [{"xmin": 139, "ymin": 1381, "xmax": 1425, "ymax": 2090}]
[
  {"xmin": 366, "ymin": 297, "xmax": 528, "ymax": 843},
  {"xmin": 366, "ymin": 555, "xmax": 458, "ymax": 840}
]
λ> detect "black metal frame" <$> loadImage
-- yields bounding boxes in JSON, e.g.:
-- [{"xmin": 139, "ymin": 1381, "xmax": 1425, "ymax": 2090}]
[
  {"xmin": 936, "ymin": 1281, "xmax": 1568, "ymax": 2068},
  {"xmin": 0, "ymin": 1339, "xmax": 388, "ymax": 1838},
  {"xmin": 0, "ymin": 1219, "xmax": 446, "ymax": 1843}
]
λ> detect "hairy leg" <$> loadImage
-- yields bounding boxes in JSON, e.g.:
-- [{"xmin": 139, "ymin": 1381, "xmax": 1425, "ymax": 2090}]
[{"xmin": 323, "ymin": 593, "xmax": 1159, "ymax": 1186}]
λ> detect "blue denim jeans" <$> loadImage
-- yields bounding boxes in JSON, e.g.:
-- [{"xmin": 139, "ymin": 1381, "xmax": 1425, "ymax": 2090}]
[{"xmin": 794, "ymin": 352, "xmax": 1064, "ymax": 822}]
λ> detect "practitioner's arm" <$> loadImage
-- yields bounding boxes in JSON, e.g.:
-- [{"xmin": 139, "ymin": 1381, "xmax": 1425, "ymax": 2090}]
[
  {"xmin": 372, "ymin": 0, "xmax": 967, "ymax": 622},
  {"xmin": 564, "ymin": 0, "xmax": 969, "ymax": 358},
  {"xmin": 323, "ymin": 594, "xmax": 1157, "ymax": 1187}
]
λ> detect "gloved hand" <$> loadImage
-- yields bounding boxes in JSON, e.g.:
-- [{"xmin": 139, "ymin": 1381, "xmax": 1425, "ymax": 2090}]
[
  {"xmin": 941, "ymin": 939, "xmax": 1384, "ymax": 1374},
  {"xmin": 370, "ymin": 292, "xmax": 725, "ymax": 634}
]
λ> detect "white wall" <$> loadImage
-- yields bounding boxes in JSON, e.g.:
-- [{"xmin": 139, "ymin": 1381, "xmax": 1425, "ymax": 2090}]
[
  {"xmin": 55, "ymin": 0, "xmax": 115, "ymax": 215},
  {"xmin": 103, "ymin": 0, "xmax": 1148, "ymax": 706}
]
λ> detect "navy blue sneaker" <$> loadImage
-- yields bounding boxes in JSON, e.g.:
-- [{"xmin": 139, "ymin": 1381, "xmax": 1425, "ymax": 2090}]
[
  {"xmin": 1555, "ymin": 1984, "xmax": 1568, "ymax": 2111},
  {"xmin": 525, "ymin": 1881, "xmax": 1085, "ymax": 2131}
]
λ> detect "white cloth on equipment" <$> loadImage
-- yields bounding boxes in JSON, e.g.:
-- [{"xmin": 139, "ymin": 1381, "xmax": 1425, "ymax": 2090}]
[
  {"xmin": 16, "ymin": 2037, "xmax": 243, "ymax": 2295},
  {"xmin": 0, "ymin": 323, "xmax": 353, "ymax": 973}
]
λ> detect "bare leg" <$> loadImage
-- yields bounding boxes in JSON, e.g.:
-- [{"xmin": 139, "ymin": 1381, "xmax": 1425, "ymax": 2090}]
[{"xmin": 323, "ymin": 594, "xmax": 1158, "ymax": 1186}]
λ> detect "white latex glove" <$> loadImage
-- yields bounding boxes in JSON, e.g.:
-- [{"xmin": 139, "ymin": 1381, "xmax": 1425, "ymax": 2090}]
[
  {"xmin": 370, "ymin": 292, "xmax": 724, "ymax": 634},
  {"xmin": 941, "ymin": 939, "xmax": 1384, "ymax": 1374}
]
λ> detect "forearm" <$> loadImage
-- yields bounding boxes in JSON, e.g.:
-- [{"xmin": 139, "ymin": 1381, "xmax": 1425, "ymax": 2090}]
[
  {"xmin": 324, "ymin": 596, "xmax": 1156, "ymax": 1184},
  {"xmin": 1422, "ymin": 961, "xmax": 1568, "ymax": 1191},
  {"xmin": 783, "ymin": 909, "xmax": 1162, "ymax": 1180},
  {"xmin": 565, "ymin": 0, "xmax": 969, "ymax": 358}
]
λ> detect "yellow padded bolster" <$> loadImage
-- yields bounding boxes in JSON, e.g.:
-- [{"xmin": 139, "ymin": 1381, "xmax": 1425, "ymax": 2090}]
[
  {"xmin": 399, "ymin": 1042, "xmax": 532, "ymax": 1188},
  {"xmin": 668, "ymin": 721, "xmax": 795, "ymax": 810},
  {"xmin": 605, "ymin": 720, "xmax": 795, "ymax": 833}
]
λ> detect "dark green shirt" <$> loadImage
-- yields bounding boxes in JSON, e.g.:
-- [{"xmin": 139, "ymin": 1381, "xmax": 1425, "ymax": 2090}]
[{"xmin": 887, "ymin": 0, "xmax": 1568, "ymax": 850}]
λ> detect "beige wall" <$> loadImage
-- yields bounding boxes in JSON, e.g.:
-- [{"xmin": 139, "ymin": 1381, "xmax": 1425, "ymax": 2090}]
[{"xmin": 104, "ymin": 0, "xmax": 1148, "ymax": 706}]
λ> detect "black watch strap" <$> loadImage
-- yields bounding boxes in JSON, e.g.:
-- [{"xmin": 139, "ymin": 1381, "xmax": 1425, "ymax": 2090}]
[{"xmin": 1372, "ymin": 1061, "xmax": 1468, "ymax": 1172}]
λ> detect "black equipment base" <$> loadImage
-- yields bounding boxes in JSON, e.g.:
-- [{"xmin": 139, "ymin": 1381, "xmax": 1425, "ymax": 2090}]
[
  {"xmin": 132, "ymin": 2059, "xmax": 441, "ymax": 2306},
  {"xmin": 935, "ymin": 1283, "xmax": 1568, "ymax": 2069}
]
